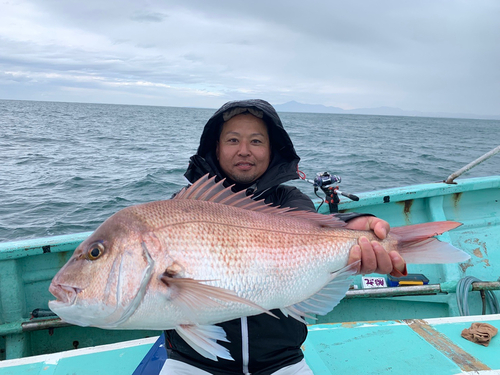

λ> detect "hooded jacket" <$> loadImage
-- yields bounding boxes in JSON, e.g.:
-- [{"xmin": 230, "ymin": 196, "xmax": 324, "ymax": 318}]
[
  {"xmin": 165, "ymin": 99, "xmax": 368, "ymax": 374},
  {"xmin": 165, "ymin": 99, "xmax": 314, "ymax": 375},
  {"xmin": 183, "ymin": 99, "xmax": 315, "ymax": 212}
]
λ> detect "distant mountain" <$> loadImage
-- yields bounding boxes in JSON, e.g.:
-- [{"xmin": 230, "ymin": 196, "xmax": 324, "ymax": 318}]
[
  {"xmin": 273, "ymin": 101, "xmax": 500, "ymax": 120},
  {"xmin": 273, "ymin": 101, "xmax": 345, "ymax": 114}
]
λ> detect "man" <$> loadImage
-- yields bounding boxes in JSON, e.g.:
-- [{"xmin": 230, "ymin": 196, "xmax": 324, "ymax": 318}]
[{"xmin": 162, "ymin": 99, "xmax": 406, "ymax": 375}]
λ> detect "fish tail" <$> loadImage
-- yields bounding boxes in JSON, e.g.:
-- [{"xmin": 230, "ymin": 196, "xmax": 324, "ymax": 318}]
[{"xmin": 391, "ymin": 221, "xmax": 470, "ymax": 264}]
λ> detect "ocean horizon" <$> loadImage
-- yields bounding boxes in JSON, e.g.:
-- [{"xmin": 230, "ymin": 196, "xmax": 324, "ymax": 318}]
[{"xmin": 1, "ymin": 99, "xmax": 499, "ymax": 242}]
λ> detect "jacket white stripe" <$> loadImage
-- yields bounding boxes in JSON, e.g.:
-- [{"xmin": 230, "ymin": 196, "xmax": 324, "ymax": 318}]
[{"xmin": 241, "ymin": 316, "xmax": 250, "ymax": 375}]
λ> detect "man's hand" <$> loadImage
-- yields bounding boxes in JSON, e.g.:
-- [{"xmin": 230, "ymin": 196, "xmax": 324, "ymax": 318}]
[{"xmin": 345, "ymin": 216, "xmax": 407, "ymax": 276}]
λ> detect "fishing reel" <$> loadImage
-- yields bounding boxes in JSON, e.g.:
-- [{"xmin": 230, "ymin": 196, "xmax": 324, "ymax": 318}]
[
  {"xmin": 307, "ymin": 172, "xmax": 359, "ymax": 213},
  {"xmin": 311, "ymin": 172, "xmax": 342, "ymax": 188}
]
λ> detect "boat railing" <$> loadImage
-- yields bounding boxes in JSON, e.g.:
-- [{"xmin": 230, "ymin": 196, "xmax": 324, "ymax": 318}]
[
  {"xmin": 445, "ymin": 145, "xmax": 500, "ymax": 184},
  {"xmin": 345, "ymin": 281, "xmax": 500, "ymax": 298}
]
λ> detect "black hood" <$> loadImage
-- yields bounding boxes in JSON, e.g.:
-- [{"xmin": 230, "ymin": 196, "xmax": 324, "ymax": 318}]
[{"xmin": 184, "ymin": 99, "xmax": 301, "ymax": 196}]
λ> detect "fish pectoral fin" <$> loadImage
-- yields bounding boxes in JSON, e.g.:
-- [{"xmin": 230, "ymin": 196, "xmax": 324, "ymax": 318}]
[
  {"xmin": 176, "ymin": 324, "xmax": 232, "ymax": 361},
  {"xmin": 286, "ymin": 261, "xmax": 359, "ymax": 320},
  {"xmin": 160, "ymin": 275, "xmax": 277, "ymax": 319}
]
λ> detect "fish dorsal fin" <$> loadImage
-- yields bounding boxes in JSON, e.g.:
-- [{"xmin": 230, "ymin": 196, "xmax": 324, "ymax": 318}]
[{"xmin": 174, "ymin": 174, "xmax": 345, "ymax": 228}]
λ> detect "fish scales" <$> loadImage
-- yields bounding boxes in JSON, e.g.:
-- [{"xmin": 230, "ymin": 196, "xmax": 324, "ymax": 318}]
[{"xmin": 121, "ymin": 199, "xmax": 360, "ymax": 327}]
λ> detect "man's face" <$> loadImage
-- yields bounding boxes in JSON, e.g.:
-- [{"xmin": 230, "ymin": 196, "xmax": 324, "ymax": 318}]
[{"xmin": 216, "ymin": 114, "xmax": 271, "ymax": 185}]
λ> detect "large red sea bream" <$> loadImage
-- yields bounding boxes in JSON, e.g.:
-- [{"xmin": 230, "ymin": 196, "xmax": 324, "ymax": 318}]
[{"xmin": 49, "ymin": 175, "xmax": 470, "ymax": 360}]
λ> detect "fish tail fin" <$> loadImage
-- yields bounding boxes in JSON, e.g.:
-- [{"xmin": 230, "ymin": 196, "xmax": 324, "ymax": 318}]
[{"xmin": 391, "ymin": 221, "xmax": 470, "ymax": 264}]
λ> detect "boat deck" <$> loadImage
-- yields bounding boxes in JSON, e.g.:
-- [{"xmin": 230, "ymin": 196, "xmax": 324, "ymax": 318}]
[
  {"xmin": 1, "ymin": 314, "xmax": 498, "ymax": 375},
  {"xmin": 305, "ymin": 314, "xmax": 500, "ymax": 374}
]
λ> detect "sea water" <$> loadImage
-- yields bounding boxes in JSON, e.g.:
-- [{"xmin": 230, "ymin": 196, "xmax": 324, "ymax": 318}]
[{"xmin": 1, "ymin": 99, "xmax": 499, "ymax": 242}]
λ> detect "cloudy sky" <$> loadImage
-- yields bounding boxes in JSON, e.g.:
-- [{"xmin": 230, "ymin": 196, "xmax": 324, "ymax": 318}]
[{"xmin": 1, "ymin": 0, "xmax": 499, "ymax": 116}]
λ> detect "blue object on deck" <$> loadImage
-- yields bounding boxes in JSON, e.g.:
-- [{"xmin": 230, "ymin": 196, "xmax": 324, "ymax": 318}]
[
  {"xmin": 132, "ymin": 333, "xmax": 167, "ymax": 375},
  {"xmin": 387, "ymin": 273, "xmax": 430, "ymax": 287}
]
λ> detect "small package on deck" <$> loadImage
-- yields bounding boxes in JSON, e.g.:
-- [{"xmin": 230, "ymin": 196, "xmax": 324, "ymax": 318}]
[{"xmin": 461, "ymin": 323, "xmax": 498, "ymax": 347}]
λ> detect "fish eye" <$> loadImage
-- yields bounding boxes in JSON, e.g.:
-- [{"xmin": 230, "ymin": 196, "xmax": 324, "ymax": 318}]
[{"xmin": 87, "ymin": 242, "xmax": 105, "ymax": 260}]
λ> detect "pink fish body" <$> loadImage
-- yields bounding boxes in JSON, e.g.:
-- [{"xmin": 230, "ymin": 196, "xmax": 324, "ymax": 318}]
[{"xmin": 49, "ymin": 175, "xmax": 470, "ymax": 360}]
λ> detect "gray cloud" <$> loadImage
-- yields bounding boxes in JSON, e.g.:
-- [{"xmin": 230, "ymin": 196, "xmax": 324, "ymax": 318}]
[
  {"xmin": 130, "ymin": 11, "xmax": 167, "ymax": 23},
  {"xmin": 0, "ymin": 0, "xmax": 499, "ymax": 116}
]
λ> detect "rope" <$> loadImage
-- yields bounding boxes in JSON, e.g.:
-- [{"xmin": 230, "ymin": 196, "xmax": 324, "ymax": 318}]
[
  {"xmin": 296, "ymin": 166, "xmax": 306, "ymax": 180},
  {"xmin": 456, "ymin": 276, "xmax": 500, "ymax": 316}
]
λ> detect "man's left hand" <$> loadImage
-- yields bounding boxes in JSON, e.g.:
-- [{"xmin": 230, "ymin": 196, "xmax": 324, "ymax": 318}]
[{"xmin": 345, "ymin": 216, "xmax": 407, "ymax": 276}]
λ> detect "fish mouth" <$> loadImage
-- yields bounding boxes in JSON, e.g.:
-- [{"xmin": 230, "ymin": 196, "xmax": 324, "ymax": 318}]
[{"xmin": 49, "ymin": 283, "xmax": 82, "ymax": 305}]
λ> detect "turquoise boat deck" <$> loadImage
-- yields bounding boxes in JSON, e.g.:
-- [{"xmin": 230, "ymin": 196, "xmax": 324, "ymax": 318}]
[
  {"xmin": 305, "ymin": 315, "xmax": 500, "ymax": 374},
  {"xmin": 1, "ymin": 314, "xmax": 498, "ymax": 374}
]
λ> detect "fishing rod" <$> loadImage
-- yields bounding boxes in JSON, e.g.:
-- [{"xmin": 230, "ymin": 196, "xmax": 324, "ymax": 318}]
[{"xmin": 305, "ymin": 172, "xmax": 359, "ymax": 213}]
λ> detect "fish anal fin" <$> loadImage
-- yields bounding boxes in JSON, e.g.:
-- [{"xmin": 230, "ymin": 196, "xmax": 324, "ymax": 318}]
[
  {"xmin": 280, "ymin": 307, "xmax": 315, "ymax": 324},
  {"xmin": 175, "ymin": 324, "xmax": 232, "ymax": 361},
  {"xmin": 286, "ymin": 262, "xmax": 358, "ymax": 319}
]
